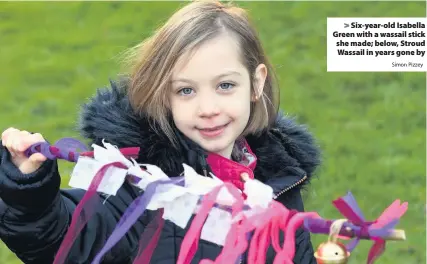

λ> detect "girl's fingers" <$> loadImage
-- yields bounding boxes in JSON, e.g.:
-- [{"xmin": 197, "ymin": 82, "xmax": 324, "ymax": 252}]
[
  {"xmin": 1, "ymin": 127, "xmax": 18, "ymax": 144},
  {"xmin": 17, "ymin": 131, "xmax": 43, "ymax": 152},
  {"xmin": 1, "ymin": 128, "xmax": 46, "ymax": 157},
  {"xmin": 5, "ymin": 130, "xmax": 18, "ymax": 155},
  {"xmin": 1, "ymin": 128, "xmax": 47, "ymax": 174}
]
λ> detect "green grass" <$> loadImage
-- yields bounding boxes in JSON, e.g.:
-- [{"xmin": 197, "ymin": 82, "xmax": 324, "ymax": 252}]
[{"xmin": 0, "ymin": 1, "xmax": 425, "ymax": 263}]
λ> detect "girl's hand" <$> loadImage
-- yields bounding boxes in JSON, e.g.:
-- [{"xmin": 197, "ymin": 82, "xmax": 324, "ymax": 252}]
[{"xmin": 1, "ymin": 128, "xmax": 47, "ymax": 174}]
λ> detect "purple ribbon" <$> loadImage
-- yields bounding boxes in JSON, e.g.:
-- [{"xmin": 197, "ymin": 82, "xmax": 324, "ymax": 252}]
[
  {"xmin": 303, "ymin": 218, "xmax": 394, "ymax": 240},
  {"xmin": 25, "ymin": 138, "xmax": 88, "ymax": 162},
  {"xmin": 92, "ymin": 177, "xmax": 185, "ymax": 264}
]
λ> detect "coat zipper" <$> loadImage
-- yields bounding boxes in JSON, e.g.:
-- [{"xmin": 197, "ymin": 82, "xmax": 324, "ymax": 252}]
[
  {"xmin": 273, "ymin": 174, "xmax": 308, "ymax": 200},
  {"xmin": 238, "ymin": 174, "xmax": 308, "ymax": 264}
]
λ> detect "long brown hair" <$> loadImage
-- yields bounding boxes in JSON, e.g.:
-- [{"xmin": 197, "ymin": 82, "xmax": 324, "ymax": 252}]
[{"xmin": 124, "ymin": 0, "xmax": 279, "ymax": 146}]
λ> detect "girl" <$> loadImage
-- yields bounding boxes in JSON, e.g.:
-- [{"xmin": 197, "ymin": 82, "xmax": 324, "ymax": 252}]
[{"xmin": 0, "ymin": 1, "xmax": 321, "ymax": 263}]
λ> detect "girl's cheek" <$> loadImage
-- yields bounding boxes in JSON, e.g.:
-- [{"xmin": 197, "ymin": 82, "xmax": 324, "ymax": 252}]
[
  {"xmin": 224, "ymin": 92, "xmax": 251, "ymax": 110},
  {"xmin": 223, "ymin": 102, "xmax": 250, "ymax": 117}
]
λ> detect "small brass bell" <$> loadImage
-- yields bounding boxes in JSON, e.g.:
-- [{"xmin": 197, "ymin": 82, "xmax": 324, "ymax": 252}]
[
  {"xmin": 314, "ymin": 219, "xmax": 351, "ymax": 264},
  {"xmin": 314, "ymin": 240, "xmax": 350, "ymax": 264}
]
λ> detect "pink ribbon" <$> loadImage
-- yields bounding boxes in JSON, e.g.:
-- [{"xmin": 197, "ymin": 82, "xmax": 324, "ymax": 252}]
[
  {"xmin": 53, "ymin": 161, "xmax": 128, "ymax": 264},
  {"xmin": 177, "ymin": 182, "xmax": 245, "ymax": 264}
]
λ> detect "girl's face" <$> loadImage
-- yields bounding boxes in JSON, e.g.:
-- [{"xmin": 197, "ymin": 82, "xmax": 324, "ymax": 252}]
[{"xmin": 169, "ymin": 34, "xmax": 267, "ymax": 158}]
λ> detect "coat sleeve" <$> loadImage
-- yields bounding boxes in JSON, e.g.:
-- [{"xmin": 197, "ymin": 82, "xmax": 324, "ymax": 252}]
[
  {"xmin": 276, "ymin": 188, "xmax": 318, "ymax": 264},
  {"xmin": 0, "ymin": 143, "xmax": 147, "ymax": 264}
]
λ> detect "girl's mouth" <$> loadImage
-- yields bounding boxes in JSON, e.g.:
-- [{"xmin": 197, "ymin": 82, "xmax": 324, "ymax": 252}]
[{"xmin": 197, "ymin": 123, "xmax": 229, "ymax": 138}]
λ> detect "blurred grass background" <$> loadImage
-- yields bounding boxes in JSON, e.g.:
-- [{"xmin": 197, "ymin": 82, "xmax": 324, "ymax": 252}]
[{"xmin": 0, "ymin": 1, "xmax": 425, "ymax": 263}]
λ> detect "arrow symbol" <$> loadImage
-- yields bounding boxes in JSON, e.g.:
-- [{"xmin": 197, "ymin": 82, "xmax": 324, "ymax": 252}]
[{"xmin": 344, "ymin": 23, "xmax": 349, "ymax": 28}]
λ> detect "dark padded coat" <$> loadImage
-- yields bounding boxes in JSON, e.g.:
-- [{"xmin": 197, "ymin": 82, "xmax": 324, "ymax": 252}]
[{"xmin": 0, "ymin": 81, "xmax": 321, "ymax": 264}]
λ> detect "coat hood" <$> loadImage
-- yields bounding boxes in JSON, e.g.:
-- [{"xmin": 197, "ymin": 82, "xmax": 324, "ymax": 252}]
[{"xmin": 77, "ymin": 80, "xmax": 321, "ymax": 193}]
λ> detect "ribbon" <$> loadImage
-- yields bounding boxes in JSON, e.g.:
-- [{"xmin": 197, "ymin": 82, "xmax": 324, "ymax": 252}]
[
  {"xmin": 247, "ymin": 202, "xmax": 289, "ymax": 264},
  {"xmin": 273, "ymin": 211, "xmax": 321, "ymax": 264},
  {"xmin": 177, "ymin": 182, "xmax": 245, "ymax": 264},
  {"xmin": 133, "ymin": 209, "xmax": 166, "ymax": 264},
  {"xmin": 25, "ymin": 138, "xmax": 88, "ymax": 162},
  {"xmin": 53, "ymin": 161, "xmax": 128, "ymax": 264},
  {"xmin": 25, "ymin": 138, "xmax": 139, "ymax": 162},
  {"xmin": 332, "ymin": 191, "xmax": 408, "ymax": 264},
  {"xmin": 30, "ymin": 138, "xmax": 140, "ymax": 263},
  {"xmin": 92, "ymin": 177, "xmax": 185, "ymax": 264}
]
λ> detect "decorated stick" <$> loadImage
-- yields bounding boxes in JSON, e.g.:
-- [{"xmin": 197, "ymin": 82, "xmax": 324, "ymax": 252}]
[
  {"xmin": 25, "ymin": 138, "xmax": 408, "ymax": 264},
  {"xmin": 304, "ymin": 218, "xmax": 406, "ymax": 241},
  {"xmin": 24, "ymin": 138, "xmax": 408, "ymax": 244}
]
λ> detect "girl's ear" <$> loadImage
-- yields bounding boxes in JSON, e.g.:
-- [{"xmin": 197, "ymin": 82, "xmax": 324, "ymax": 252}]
[{"xmin": 252, "ymin": 63, "xmax": 267, "ymax": 101}]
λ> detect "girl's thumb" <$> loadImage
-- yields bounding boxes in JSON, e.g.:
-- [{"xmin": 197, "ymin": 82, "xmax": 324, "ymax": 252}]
[
  {"xmin": 28, "ymin": 153, "xmax": 47, "ymax": 164},
  {"xmin": 18, "ymin": 153, "xmax": 48, "ymax": 174}
]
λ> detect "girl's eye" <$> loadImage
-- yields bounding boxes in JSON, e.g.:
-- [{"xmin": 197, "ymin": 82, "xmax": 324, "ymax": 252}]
[
  {"xmin": 178, "ymin": 88, "xmax": 194, "ymax": 95},
  {"xmin": 218, "ymin": 82, "xmax": 234, "ymax": 90}
]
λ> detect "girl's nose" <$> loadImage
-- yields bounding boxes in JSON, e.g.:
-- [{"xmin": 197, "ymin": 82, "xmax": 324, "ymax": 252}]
[{"xmin": 197, "ymin": 94, "xmax": 220, "ymax": 118}]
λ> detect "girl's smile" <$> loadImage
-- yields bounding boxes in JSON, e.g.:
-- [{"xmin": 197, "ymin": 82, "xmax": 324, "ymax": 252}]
[{"xmin": 197, "ymin": 122, "xmax": 230, "ymax": 138}]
